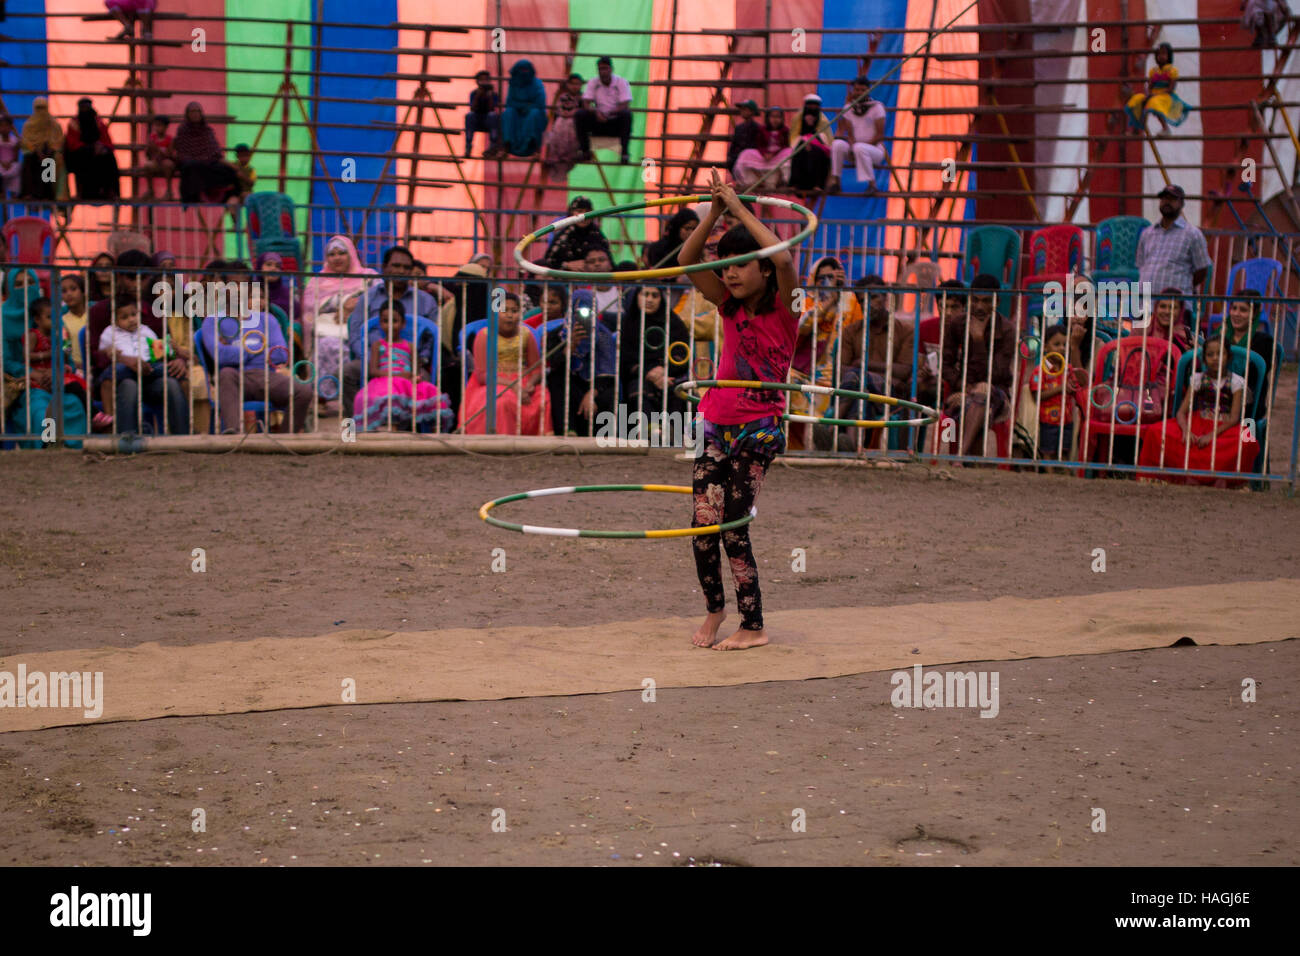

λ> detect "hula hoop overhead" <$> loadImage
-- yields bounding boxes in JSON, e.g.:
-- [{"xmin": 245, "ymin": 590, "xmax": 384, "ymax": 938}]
[
  {"xmin": 674, "ymin": 379, "xmax": 939, "ymax": 430},
  {"xmin": 514, "ymin": 193, "xmax": 819, "ymax": 282},
  {"xmin": 479, "ymin": 484, "xmax": 757, "ymax": 539}
]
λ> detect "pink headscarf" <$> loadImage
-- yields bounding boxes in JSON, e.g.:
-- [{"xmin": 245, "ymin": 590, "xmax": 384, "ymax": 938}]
[{"xmin": 301, "ymin": 235, "xmax": 376, "ymax": 318}]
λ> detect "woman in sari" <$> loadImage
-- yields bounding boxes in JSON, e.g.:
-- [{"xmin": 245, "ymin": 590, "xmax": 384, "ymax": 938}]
[{"xmin": 788, "ymin": 256, "xmax": 862, "ymax": 449}]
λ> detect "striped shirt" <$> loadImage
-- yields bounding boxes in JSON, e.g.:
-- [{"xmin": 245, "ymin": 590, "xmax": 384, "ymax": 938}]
[{"xmin": 1136, "ymin": 218, "xmax": 1211, "ymax": 295}]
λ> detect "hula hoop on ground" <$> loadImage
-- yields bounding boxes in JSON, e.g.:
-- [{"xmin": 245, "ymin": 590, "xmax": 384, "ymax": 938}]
[
  {"xmin": 217, "ymin": 315, "xmax": 240, "ymax": 344},
  {"xmin": 1019, "ymin": 334, "xmax": 1040, "ymax": 359},
  {"xmin": 268, "ymin": 344, "xmax": 290, "ymax": 366},
  {"xmin": 479, "ymin": 484, "xmax": 757, "ymax": 539},
  {"xmin": 1042, "ymin": 351, "xmax": 1065, "ymax": 375},
  {"xmin": 668, "ymin": 341, "xmax": 690, "ymax": 365},
  {"xmin": 674, "ymin": 379, "xmax": 939, "ymax": 430},
  {"xmin": 241, "ymin": 329, "xmax": 266, "ymax": 355},
  {"xmin": 514, "ymin": 193, "xmax": 819, "ymax": 282},
  {"xmin": 292, "ymin": 359, "xmax": 316, "ymax": 383},
  {"xmin": 1091, "ymin": 383, "xmax": 1114, "ymax": 410},
  {"xmin": 318, "ymin": 374, "xmax": 340, "ymax": 401},
  {"xmin": 1114, "ymin": 400, "xmax": 1139, "ymax": 425}
]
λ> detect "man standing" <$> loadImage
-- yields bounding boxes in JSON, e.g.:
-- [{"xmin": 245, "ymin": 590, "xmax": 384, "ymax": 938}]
[
  {"xmin": 828, "ymin": 76, "xmax": 887, "ymax": 195},
  {"xmin": 464, "ymin": 70, "xmax": 501, "ymax": 158},
  {"xmin": 1135, "ymin": 183, "xmax": 1210, "ymax": 296},
  {"xmin": 341, "ymin": 245, "xmax": 439, "ymax": 415},
  {"xmin": 576, "ymin": 57, "xmax": 633, "ymax": 165}
]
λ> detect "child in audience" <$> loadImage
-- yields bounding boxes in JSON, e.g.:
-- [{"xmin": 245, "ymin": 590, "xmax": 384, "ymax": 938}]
[
  {"xmin": 96, "ymin": 297, "xmax": 158, "ymax": 420},
  {"xmin": 459, "ymin": 291, "xmax": 550, "ymax": 434},
  {"xmin": 1027, "ymin": 324, "xmax": 1072, "ymax": 459},
  {"xmin": 355, "ymin": 300, "xmax": 453, "ymax": 432},
  {"xmin": 1137, "ymin": 336, "xmax": 1249, "ymax": 486},
  {"xmin": 61, "ymin": 275, "xmax": 90, "ymax": 371},
  {"xmin": 143, "ymin": 115, "xmax": 176, "ymax": 198}
]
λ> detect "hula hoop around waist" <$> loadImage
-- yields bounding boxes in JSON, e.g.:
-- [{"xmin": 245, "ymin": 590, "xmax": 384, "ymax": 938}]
[
  {"xmin": 514, "ymin": 194, "xmax": 818, "ymax": 282},
  {"xmin": 674, "ymin": 379, "xmax": 940, "ymax": 430},
  {"xmin": 479, "ymin": 484, "xmax": 757, "ymax": 539}
]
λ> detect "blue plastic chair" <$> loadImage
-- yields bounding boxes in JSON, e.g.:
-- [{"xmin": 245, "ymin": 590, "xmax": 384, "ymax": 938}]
[
  {"xmin": 962, "ymin": 225, "xmax": 1022, "ymax": 290},
  {"xmin": 194, "ymin": 317, "xmax": 287, "ymax": 430},
  {"xmin": 1211, "ymin": 258, "xmax": 1284, "ymax": 326},
  {"xmin": 1092, "ymin": 216, "xmax": 1148, "ymax": 280}
]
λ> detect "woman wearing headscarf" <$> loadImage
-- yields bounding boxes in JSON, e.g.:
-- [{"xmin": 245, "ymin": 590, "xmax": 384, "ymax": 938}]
[
  {"xmin": 302, "ymin": 235, "xmax": 375, "ymax": 388},
  {"xmin": 787, "ymin": 94, "xmax": 833, "ymax": 192},
  {"xmin": 732, "ymin": 106, "xmax": 793, "ymax": 192},
  {"xmin": 618, "ymin": 284, "xmax": 692, "ymax": 419},
  {"xmin": 490, "ymin": 59, "xmax": 548, "ymax": 159},
  {"xmin": 173, "ymin": 102, "xmax": 238, "ymax": 203},
  {"xmin": 64, "ymin": 98, "xmax": 121, "ymax": 200},
  {"xmin": 3, "ymin": 267, "xmax": 88, "ymax": 447},
  {"xmin": 644, "ymin": 209, "xmax": 699, "ymax": 277},
  {"xmin": 788, "ymin": 255, "xmax": 863, "ymax": 449},
  {"xmin": 19, "ymin": 98, "xmax": 66, "ymax": 201},
  {"xmin": 541, "ymin": 196, "xmax": 611, "ymax": 271}
]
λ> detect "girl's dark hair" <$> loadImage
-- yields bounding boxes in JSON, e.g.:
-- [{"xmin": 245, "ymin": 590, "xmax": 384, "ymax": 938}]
[
  {"xmin": 1156, "ymin": 42, "xmax": 1173, "ymax": 64},
  {"xmin": 61, "ymin": 273, "xmax": 86, "ymax": 295},
  {"xmin": 114, "ymin": 293, "xmax": 140, "ymax": 310},
  {"xmin": 500, "ymin": 291, "xmax": 521, "ymax": 307},
  {"xmin": 31, "ymin": 296, "xmax": 53, "ymax": 317},
  {"xmin": 543, "ymin": 284, "xmax": 568, "ymax": 311},
  {"xmin": 716, "ymin": 224, "xmax": 778, "ymax": 317},
  {"xmin": 1231, "ymin": 288, "xmax": 1261, "ymax": 316},
  {"xmin": 380, "ymin": 298, "xmax": 407, "ymax": 321},
  {"xmin": 1044, "ymin": 323, "xmax": 1068, "ymax": 341}
]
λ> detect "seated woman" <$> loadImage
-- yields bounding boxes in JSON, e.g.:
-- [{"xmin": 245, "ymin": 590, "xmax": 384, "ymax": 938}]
[
  {"xmin": 644, "ymin": 209, "xmax": 700, "ymax": 277},
  {"xmin": 489, "ymin": 60, "xmax": 548, "ymax": 160},
  {"xmin": 64, "ymin": 99, "xmax": 121, "ymax": 201},
  {"xmin": 1223, "ymin": 289, "xmax": 1274, "ymax": 405},
  {"xmin": 1137, "ymin": 336, "xmax": 1251, "ymax": 486},
  {"xmin": 788, "ymin": 256, "xmax": 863, "ymax": 450},
  {"xmin": 3, "ymin": 268, "xmax": 88, "ymax": 447},
  {"xmin": 787, "ymin": 94, "xmax": 833, "ymax": 193},
  {"xmin": 1125, "ymin": 43, "xmax": 1191, "ymax": 137},
  {"xmin": 256, "ymin": 252, "xmax": 303, "ymax": 354},
  {"xmin": 732, "ymin": 106, "xmax": 792, "ymax": 192},
  {"xmin": 173, "ymin": 102, "xmax": 239, "ymax": 204},
  {"xmin": 542, "ymin": 73, "xmax": 585, "ymax": 178},
  {"xmin": 301, "ymin": 236, "xmax": 375, "ymax": 402},
  {"xmin": 460, "ymin": 292, "xmax": 551, "ymax": 435},
  {"xmin": 546, "ymin": 287, "xmax": 617, "ymax": 436},
  {"xmin": 938, "ymin": 274, "xmax": 1018, "ymax": 459},
  {"xmin": 18, "ymin": 98, "xmax": 66, "ymax": 201},
  {"xmin": 1151, "ymin": 287, "xmax": 1198, "ymax": 353},
  {"xmin": 619, "ymin": 285, "xmax": 692, "ymax": 419},
  {"xmin": 354, "ymin": 300, "xmax": 453, "ymax": 432}
]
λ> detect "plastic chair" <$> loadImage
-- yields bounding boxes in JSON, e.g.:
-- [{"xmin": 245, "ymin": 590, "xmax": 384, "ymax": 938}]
[
  {"xmin": 962, "ymin": 225, "xmax": 1021, "ymax": 291},
  {"xmin": 194, "ymin": 317, "xmax": 286, "ymax": 430},
  {"xmin": 253, "ymin": 236, "xmax": 302, "ymax": 274},
  {"xmin": 1092, "ymin": 216, "xmax": 1148, "ymax": 279},
  {"xmin": 1212, "ymin": 257, "xmax": 1284, "ymax": 326},
  {"xmin": 245, "ymin": 192, "xmax": 296, "ymax": 245},
  {"xmin": 2, "ymin": 216, "xmax": 53, "ymax": 264},
  {"xmin": 1023, "ymin": 224, "xmax": 1086, "ymax": 319},
  {"xmin": 899, "ymin": 261, "xmax": 943, "ymax": 318},
  {"xmin": 1078, "ymin": 336, "xmax": 1183, "ymax": 464}
]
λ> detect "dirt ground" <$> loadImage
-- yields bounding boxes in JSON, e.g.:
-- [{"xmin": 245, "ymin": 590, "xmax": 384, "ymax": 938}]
[{"xmin": 0, "ymin": 450, "xmax": 1296, "ymax": 866}]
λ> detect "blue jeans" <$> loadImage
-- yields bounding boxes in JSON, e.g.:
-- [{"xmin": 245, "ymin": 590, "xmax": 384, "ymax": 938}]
[
  {"xmin": 98, "ymin": 363, "xmax": 190, "ymax": 434},
  {"xmin": 465, "ymin": 112, "xmax": 500, "ymax": 155}
]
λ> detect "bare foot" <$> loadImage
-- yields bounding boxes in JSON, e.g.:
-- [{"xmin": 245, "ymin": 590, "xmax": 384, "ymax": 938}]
[
  {"xmin": 713, "ymin": 627, "xmax": 768, "ymax": 651},
  {"xmin": 692, "ymin": 610, "xmax": 726, "ymax": 648}
]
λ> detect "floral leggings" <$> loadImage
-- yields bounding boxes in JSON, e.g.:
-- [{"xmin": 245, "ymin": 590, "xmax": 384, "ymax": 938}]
[{"xmin": 691, "ymin": 416, "xmax": 784, "ymax": 631}]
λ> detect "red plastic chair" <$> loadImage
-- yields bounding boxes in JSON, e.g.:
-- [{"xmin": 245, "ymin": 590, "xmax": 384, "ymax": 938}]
[
  {"xmin": 1078, "ymin": 335, "xmax": 1182, "ymax": 464},
  {"xmin": 1023, "ymin": 224, "xmax": 1085, "ymax": 319},
  {"xmin": 2, "ymin": 216, "xmax": 54, "ymax": 264}
]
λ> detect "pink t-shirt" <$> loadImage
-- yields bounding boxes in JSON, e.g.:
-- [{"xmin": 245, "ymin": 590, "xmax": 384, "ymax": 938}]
[{"xmin": 699, "ymin": 293, "xmax": 798, "ymax": 425}]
